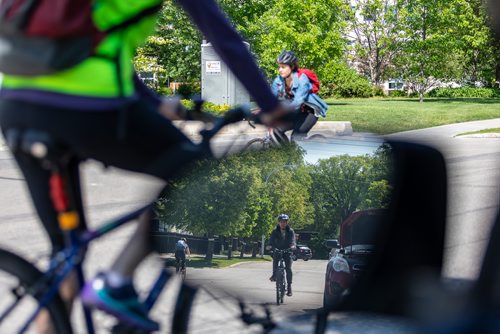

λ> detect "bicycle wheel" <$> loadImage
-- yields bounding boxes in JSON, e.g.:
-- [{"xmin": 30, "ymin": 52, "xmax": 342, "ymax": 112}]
[
  {"xmin": 0, "ymin": 248, "xmax": 72, "ymax": 333},
  {"xmin": 242, "ymin": 138, "xmax": 267, "ymax": 152},
  {"xmin": 275, "ymin": 271, "xmax": 283, "ymax": 305},
  {"xmin": 279, "ymin": 272, "xmax": 286, "ymax": 304}
]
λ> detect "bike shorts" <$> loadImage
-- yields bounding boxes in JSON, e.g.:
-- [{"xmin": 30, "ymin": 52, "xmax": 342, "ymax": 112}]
[
  {"xmin": 175, "ymin": 250, "xmax": 186, "ymax": 262},
  {"xmin": 0, "ymin": 98, "xmax": 197, "ymax": 252}
]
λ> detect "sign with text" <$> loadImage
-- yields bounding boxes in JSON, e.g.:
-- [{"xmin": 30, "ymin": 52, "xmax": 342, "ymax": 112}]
[{"xmin": 206, "ymin": 60, "xmax": 221, "ymax": 75}]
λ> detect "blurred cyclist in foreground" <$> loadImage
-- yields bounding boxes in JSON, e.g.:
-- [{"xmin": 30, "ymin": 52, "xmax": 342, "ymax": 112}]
[{"xmin": 0, "ymin": 0, "xmax": 289, "ymax": 331}]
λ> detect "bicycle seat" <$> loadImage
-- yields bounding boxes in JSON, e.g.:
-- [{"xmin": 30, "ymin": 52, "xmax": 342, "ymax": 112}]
[{"xmin": 4, "ymin": 128, "xmax": 72, "ymax": 162}]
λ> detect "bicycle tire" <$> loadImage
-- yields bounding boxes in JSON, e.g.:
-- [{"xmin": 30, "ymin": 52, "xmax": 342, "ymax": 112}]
[
  {"xmin": 242, "ymin": 138, "xmax": 267, "ymax": 152},
  {"xmin": 275, "ymin": 276, "xmax": 281, "ymax": 305},
  {"xmin": 276, "ymin": 270, "xmax": 285, "ymax": 305},
  {"xmin": 280, "ymin": 273, "xmax": 285, "ymax": 304},
  {"xmin": 0, "ymin": 248, "xmax": 72, "ymax": 334}
]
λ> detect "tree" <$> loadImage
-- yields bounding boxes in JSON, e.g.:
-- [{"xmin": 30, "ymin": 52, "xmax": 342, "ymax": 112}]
[
  {"xmin": 135, "ymin": 1, "xmax": 202, "ymax": 87},
  {"xmin": 344, "ymin": 0, "xmax": 402, "ymax": 86},
  {"xmin": 240, "ymin": 0, "xmax": 348, "ymax": 92},
  {"xmin": 393, "ymin": 0, "xmax": 464, "ymax": 102},
  {"xmin": 308, "ymin": 150, "xmax": 391, "ymax": 238},
  {"xmin": 156, "ymin": 144, "xmax": 313, "ymax": 241},
  {"xmin": 449, "ymin": 0, "xmax": 498, "ymax": 86}
]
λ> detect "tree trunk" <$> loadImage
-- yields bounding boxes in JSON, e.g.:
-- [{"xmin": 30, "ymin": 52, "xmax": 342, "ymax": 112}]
[
  {"xmin": 205, "ymin": 238, "xmax": 214, "ymax": 262},
  {"xmin": 251, "ymin": 242, "xmax": 258, "ymax": 258},
  {"xmin": 227, "ymin": 238, "xmax": 233, "ymax": 260},
  {"xmin": 240, "ymin": 241, "xmax": 245, "ymax": 259},
  {"xmin": 419, "ymin": 92, "xmax": 424, "ymax": 103}
]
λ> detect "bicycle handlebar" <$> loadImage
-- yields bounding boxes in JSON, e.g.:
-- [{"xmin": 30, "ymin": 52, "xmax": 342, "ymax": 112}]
[
  {"xmin": 184, "ymin": 98, "xmax": 298, "ymax": 144},
  {"xmin": 271, "ymin": 248, "xmax": 294, "ymax": 258}
]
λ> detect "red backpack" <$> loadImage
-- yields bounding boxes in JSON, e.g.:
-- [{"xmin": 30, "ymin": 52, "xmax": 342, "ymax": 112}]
[
  {"xmin": 298, "ymin": 68, "xmax": 320, "ymax": 94},
  {"xmin": 0, "ymin": 0, "xmax": 161, "ymax": 76}
]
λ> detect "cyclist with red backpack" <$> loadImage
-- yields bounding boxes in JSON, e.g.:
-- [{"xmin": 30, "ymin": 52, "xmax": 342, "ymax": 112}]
[
  {"xmin": 271, "ymin": 50, "xmax": 328, "ymax": 142},
  {"xmin": 0, "ymin": 0, "xmax": 290, "ymax": 331}
]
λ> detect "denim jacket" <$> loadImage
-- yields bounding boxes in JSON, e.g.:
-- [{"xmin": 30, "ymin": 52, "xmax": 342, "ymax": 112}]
[{"xmin": 271, "ymin": 72, "xmax": 328, "ymax": 117}]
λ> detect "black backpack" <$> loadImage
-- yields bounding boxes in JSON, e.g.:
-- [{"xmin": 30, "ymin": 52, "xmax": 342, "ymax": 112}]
[{"xmin": 0, "ymin": 0, "xmax": 161, "ymax": 76}]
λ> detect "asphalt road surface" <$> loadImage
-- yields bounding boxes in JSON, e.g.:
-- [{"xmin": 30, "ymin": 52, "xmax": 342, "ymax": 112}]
[{"xmin": 1, "ymin": 118, "xmax": 500, "ymax": 333}]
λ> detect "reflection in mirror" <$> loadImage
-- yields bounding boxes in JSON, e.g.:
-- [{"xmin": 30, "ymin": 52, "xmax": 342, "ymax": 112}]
[{"xmin": 151, "ymin": 134, "xmax": 393, "ymax": 326}]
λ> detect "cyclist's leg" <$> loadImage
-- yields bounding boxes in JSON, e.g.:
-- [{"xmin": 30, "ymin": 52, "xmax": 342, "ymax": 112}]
[
  {"xmin": 291, "ymin": 110, "xmax": 318, "ymax": 140},
  {"xmin": 284, "ymin": 253, "xmax": 293, "ymax": 285},
  {"xmin": 12, "ymin": 154, "xmax": 85, "ymax": 308},
  {"xmin": 270, "ymin": 253, "xmax": 279, "ymax": 280},
  {"xmin": 271, "ymin": 117, "xmax": 293, "ymax": 146},
  {"xmin": 1, "ymin": 99, "xmax": 197, "ymax": 330},
  {"xmin": 180, "ymin": 252, "xmax": 186, "ymax": 270},
  {"xmin": 175, "ymin": 251, "xmax": 181, "ymax": 272},
  {"xmin": 1, "ymin": 103, "xmax": 87, "ymax": 331}
]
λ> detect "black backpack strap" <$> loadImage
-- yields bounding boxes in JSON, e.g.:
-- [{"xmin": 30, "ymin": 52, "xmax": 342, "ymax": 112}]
[{"xmin": 104, "ymin": 2, "xmax": 162, "ymax": 34}]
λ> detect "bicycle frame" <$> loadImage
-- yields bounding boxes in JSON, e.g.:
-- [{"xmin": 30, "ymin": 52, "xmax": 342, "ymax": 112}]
[
  {"xmin": 273, "ymin": 249, "xmax": 290, "ymax": 305},
  {"xmin": 2, "ymin": 104, "xmax": 255, "ymax": 333},
  {"xmin": 5, "ymin": 203, "xmax": 171, "ymax": 334}
]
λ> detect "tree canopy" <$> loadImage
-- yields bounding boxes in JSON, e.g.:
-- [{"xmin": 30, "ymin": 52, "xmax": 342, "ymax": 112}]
[{"xmin": 135, "ymin": 1, "xmax": 499, "ymax": 96}]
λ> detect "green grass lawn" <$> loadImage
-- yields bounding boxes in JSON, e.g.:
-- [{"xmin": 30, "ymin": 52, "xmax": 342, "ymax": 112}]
[
  {"xmin": 323, "ymin": 97, "xmax": 500, "ymax": 135},
  {"xmin": 163, "ymin": 255, "xmax": 272, "ymax": 269}
]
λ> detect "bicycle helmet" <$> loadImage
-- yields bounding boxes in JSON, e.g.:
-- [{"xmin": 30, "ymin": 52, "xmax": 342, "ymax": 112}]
[
  {"xmin": 278, "ymin": 213, "xmax": 289, "ymax": 221},
  {"xmin": 277, "ymin": 50, "xmax": 299, "ymax": 70}
]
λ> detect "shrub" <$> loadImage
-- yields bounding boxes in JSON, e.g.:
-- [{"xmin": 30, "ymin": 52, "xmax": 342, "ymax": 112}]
[
  {"xmin": 373, "ymin": 85, "xmax": 385, "ymax": 97},
  {"xmin": 389, "ymin": 90, "xmax": 406, "ymax": 97},
  {"xmin": 307, "ymin": 235, "xmax": 332, "ymax": 260},
  {"xmin": 176, "ymin": 82, "xmax": 201, "ymax": 99},
  {"xmin": 426, "ymin": 87, "xmax": 500, "ymax": 98},
  {"xmin": 157, "ymin": 86, "xmax": 173, "ymax": 96},
  {"xmin": 180, "ymin": 100, "xmax": 230, "ymax": 115},
  {"xmin": 318, "ymin": 62, "xmax": 373, "ymax": 99}
]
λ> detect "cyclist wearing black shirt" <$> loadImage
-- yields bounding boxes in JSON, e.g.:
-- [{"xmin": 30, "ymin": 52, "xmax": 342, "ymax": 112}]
[{"xmin": 268, "ymin": 213, "xmax": 296, "ymax": 297}]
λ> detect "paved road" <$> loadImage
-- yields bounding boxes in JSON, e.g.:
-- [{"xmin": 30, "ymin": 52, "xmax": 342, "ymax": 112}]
[
  {"xmin": 387, "ymin": 118, "xmax": 500, "ymax": 279},
  {"xmin": 0, "ymin": 145, "xmax": 326, "ymax": 333},
  {"xmin": 1, "ymin": 118, "xmax": 500, "ymax": 332}
]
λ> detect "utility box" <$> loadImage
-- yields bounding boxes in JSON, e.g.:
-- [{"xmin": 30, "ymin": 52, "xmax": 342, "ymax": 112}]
[{"xmin": 201, "ymin": 41, "xmax": 250, "ymax": 106}]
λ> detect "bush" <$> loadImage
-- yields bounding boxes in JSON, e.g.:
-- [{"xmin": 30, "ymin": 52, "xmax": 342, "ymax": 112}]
[
  {"xmin": 317, "ymin": 62, "xmax": 373, "ymax": 99},
  {"xmin": 331, "ymin": 68, "xmax": 373, "ymax": 98},
  {"xmin": 180, "ymin": 100, "xmax": 230, "ymax": 115},
  {"xmin": 157, "ymin": 86, "xmax": 173, "ymax": 96},
  {"xmin": 372, "ymin": 85, "xmax": 385, "ymax": 97},
  {"xmin": 176, "ymin": 82, "xmax": 201, "ymax": 99},
  {"xmin": 389, "ymin": 90, "xmax": 406, "ymax": 97},
  {"xmin": 426, "ymin": 87, "xmax": 500, "ymax": 98},
  {"xmin": 307, "ymin": 235, "xmax": 332, "ymax": 260}
]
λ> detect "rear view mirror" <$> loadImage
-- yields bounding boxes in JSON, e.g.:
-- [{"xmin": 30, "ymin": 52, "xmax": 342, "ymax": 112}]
[{"xmin": 324, "ymin": 239, "xmax": 340, "ymax": 249}]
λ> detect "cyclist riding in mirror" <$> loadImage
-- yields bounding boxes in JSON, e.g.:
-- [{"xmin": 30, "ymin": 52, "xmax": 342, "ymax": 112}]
[
  {"xmin": 0, "ymin": 0, "xmax": 290, "ymax": 331},
  {"xmin": 271, "ymin": 50, "xmax": 328, "ymax": 143},
  {"xmin": 175, "ymin": 238, "xmax": 191, "ymax": 273},
  {"xmin": 268, "ymin": 213, "xmax": 296, "ymax": 297}
]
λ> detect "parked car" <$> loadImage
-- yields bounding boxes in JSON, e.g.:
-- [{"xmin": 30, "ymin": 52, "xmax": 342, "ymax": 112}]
[
  {"xmin": 292, "ymin": 244, "xmax": 312, "ymax": 261},
  {"xmin": 323, "ymin": 209, "xmax": 387, "ymax": 308}
]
